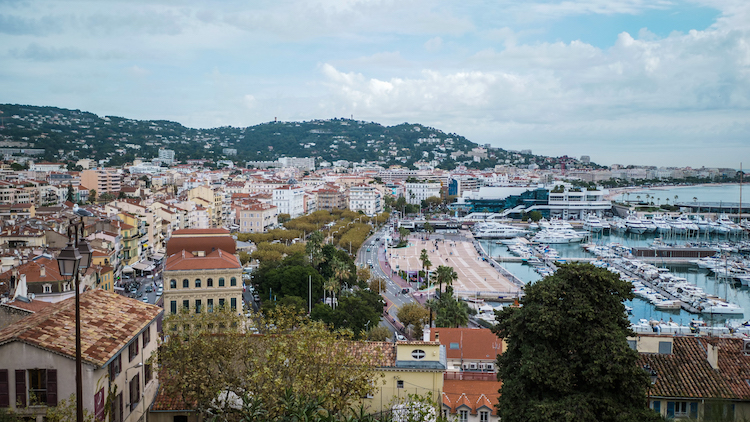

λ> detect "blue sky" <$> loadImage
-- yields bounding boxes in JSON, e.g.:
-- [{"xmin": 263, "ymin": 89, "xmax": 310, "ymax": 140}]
[{"xmin": 1, "ymin": 0, "xmax": 748, "ymax": 168}]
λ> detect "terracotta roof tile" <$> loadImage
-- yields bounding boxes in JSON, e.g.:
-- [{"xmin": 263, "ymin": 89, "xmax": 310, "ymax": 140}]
[
  {"xmin": 0, "ymin": 289, "xmax": 162, "ymax": 368},
  {"xmin": 165, "ymin": 249, "xmax": 241, "ymax": 271},
  {"xmin": 431, "ymin": 328, "xmax": 501, "ymax": 360},
  {"xmin": 442, "ymin": 380, "xmax": 501, "ymax": 415}
]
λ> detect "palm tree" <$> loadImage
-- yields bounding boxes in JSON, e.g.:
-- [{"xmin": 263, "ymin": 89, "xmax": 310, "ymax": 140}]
[
  {"xmin": 435, "ymin": 265, "xmax": 458, "ymax": 298},
  {"xmin": 324, "ymin": 277, "xmax": 339, "ymax": 308},
  {"xmin": 419, "ymin": 249, "xmax": 432, "ymax": 288},
  {"xmin": 331, "ymin": 255, "xmax": 351, "ymax": 293}
]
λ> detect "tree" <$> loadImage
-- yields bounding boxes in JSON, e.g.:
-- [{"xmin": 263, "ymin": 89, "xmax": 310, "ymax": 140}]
[
  {"xmin": 278, "ymin": 213, "xmax": 291, "ymax": 223},
  {"xmin": 158, "ymin": 307, "xmax": 384, "ymax": 420},
  {"xmin": 368, "ymin": 276, "xmax": 387, "ymax": 293},
  {"xmin": 398, "ymin": 226, "xmax": 410, "ymax": 243},
  {"xmin": 429, "ymin": 284, "xmax": 470, "ymax": 328},
  {"xmin": 66, "ymin": 183, "xmax": 74, "ymax": 203},
  {"xmin": 492, "ymin": 262, "xmax": 664, "ymax": 422},
  {"xmin": 367, "ymin": 325, "xmax": 391, "ymax": 341},
  {"xmin": 88, "ymin": 189, "xmax": 97, "ymax": 204},
  {"xmin": 435, "ymin": 265, "xmax": 457, "ymax": 298},
  {"xmin": 397, "ymin": 302, "xmax": 429, "ymax": 339},
  {"xmin": 419, "ymin": 248, "xmax": 432, "ymax": 288},
  {"xmin": 305, "ymin": 230, "xmax": 326, "ymax": 269}
]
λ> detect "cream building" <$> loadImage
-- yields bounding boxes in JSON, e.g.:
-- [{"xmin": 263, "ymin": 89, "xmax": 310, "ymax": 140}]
[
  {"xmin": 0, "ymin": 290, "xmax": 162, "ymax": 422},
  {"xmin": 163, "ymin": 229, "xmax": 243, "ymax": 315}
]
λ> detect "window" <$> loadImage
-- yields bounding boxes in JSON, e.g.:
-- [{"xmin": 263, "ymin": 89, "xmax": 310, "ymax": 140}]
[
  {"xmin": 459, "ymin": 410, "xmax": 468, "ymax": 422},
  {"xmin": 129, "ymin": 373, "xmax": 140, "ymax": 411},
  {"xmin": 128, "ymin": 340, "xmax": 139, "ymax": 362},
  {"xmin": 449, "ymin": 342, "xmax": 460, "ymax": 350},
  {"xmin": 112, "ymin": 392, "xmax": 123, "ymax": 422},
  {"xmin": 144, "ymin": 363, "xmax": 152, "ymax": 384},
  {"xmin": 182, "ymin": 279, "xmax": 189, "ymax": 288},
  {"xmin": 479, "ymin": 410, "xmax": 489, "ymax": 422},
  {"xmin": 396, "ymin": 380, "xmax": 404, "ymax": 389},
  {"xmin": 231, "ymin": 297, "xmax": 237, "ymax": 311},
  {"xmin": 208, "ymin": 298, "xmax": 214, "ymax": 313},
  {"xmin": 207, "ymin": 278, "xmax": 213, "ymax": 287},
  {"xmin": 109, "ymin": 353, "xmax": 122, "ymax": 380},
  {"xmin": 183, "ymin": 300, "xmax": 189, "ymax": 310},
  {"xmin": 170, "ymin": 279, "xmax": 176, "ymax": 289},
  {"xmin": 658, "ymin": 341, "xmax": 673, "ymax": 355},
  {"xmin": 230, "ymin": 277, "xmax": 237, "ymax": 287},
  {"xmin": 195, "ymin": 278, "xmax": 201, "ymax": 288},
  {"xmin": 674, "ymin": 401, "xmax": 688, "ymax": 417},
  {"xmin": 170, "ymin": 301, "xmax": 177, "ymax": 314},
  {"xmin": 411, "ymin": 349, "xmax": 426, "ymax": 360},
  {"xmin": 28, "ymin": 369, "xmax": 47, "ymax": 405},
  {"xmin": 43, "ymin": 284, "xmax": 52, "ymax": 293},
  {"xmin": 195, "ymin": 299, "xmax": 202, "ymax": 314},
  {"xmin": 219, "ymin": 298, "xmax": 225, "ymax": 309},
  {"xmin": 142, "ymin": 325, "xmax": 151, "ymax": 347},
  {"xmin": 219, "ymin": 277, "xmax": 225, "ymax": 287}
]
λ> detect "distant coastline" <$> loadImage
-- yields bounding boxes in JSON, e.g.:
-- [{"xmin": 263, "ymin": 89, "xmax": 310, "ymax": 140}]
[{"xmin": 605, "ymin": 183, "xmax": 738, "ymax": 201}]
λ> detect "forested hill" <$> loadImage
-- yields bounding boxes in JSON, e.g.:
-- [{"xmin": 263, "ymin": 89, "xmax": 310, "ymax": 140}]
[{"xmin": 0, "ymin": 104, "xmax": 594, "ymax": 170}]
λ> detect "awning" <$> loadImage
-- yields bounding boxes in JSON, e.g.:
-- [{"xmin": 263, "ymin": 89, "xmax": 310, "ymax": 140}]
[
  {"xmin": 151, "ymin": 253, "xmax": 164, "ymax": 261},
  {"xmin": 122, "ymin": 266, "xmax": 134, "ymax": 273},
  {"xmin": 132, "ymin": 262, "xmax": 151, "ymax": 271}
]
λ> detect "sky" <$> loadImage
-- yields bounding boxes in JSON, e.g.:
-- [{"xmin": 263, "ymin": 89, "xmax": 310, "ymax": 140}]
[{"xmin": 1, "ymin": 0, "xmax": 749, "ymax": 168}]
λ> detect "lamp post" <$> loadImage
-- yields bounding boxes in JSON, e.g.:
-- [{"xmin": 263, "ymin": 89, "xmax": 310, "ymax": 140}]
[{"xmin": 57, "ymin": 218, "xmax": 93, "ymax": 422}]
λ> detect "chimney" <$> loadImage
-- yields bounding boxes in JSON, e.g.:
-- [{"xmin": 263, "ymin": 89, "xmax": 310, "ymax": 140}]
[
  {"xmin": 435, "ymin": 332, "xmax": 440, "ymax": 343},
  {"xmin": 707, "ymin": 343, "xmax": 719, "ymax": 370},
  {"xmin": 40, "ymin": 264, "xmax": 45, "ymax": 278},
  {"xmin": 423, "ymin": 326, "xmax": 431, "ymax": 342}
]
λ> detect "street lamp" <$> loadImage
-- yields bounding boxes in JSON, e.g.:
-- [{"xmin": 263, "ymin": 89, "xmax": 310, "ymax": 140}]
[{"xmin": 57, "ymin": 218, "xmax": 93, "ymax": 422}]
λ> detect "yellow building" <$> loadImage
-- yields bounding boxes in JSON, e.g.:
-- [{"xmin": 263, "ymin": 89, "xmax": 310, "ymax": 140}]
[
  {"xmin": 163, "ymin": 229, "xmax": 242, "ymax": 315},
  {"xmin": 359, "ymin": 340, "xmax": 446, "ymax": 414}
]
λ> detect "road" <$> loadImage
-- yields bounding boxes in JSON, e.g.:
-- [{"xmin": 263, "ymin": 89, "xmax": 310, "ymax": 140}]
[{"xmin": 356, "ymin": 221, "xmax": 422, "ymax": 340}]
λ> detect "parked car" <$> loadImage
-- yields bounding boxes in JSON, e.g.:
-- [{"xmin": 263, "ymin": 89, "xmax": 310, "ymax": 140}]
[{"xmin": 141, "ymin": 296, "xmax": 149, "ymax": 303}]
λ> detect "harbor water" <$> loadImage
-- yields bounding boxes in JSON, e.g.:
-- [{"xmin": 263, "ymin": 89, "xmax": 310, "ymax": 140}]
[{"xmin": 480, "ymin": 184, "xmax": 750, "ymax": 327}]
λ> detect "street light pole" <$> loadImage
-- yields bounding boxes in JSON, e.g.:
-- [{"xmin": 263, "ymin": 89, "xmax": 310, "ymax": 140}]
[{"xmin": 57, "ymin": 218, "xmax": 93, "ymax": 422}]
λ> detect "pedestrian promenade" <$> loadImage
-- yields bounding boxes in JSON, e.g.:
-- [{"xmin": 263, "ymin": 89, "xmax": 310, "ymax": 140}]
[{"xmin": 385, "ymin": 231, "xmax": 523, "ymax": 300}]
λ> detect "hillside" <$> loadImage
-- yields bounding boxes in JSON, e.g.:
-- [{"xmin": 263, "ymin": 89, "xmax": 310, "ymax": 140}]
[{"xmin": 0, "ymin": 104, "xmax": 595, "ymax": 170}]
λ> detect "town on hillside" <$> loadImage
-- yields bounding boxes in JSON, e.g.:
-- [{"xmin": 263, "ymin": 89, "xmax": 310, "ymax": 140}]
[{"xmin": 0, "ymin": 146, "xmax": 748, "ymax": 421}]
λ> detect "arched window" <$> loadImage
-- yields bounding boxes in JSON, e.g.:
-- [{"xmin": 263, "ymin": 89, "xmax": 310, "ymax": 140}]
[
  {"xmin": 195, "ymin": 279, "xmax": 202, "ymax": 288},
  {"xmin": 170, "ymin": 279, "xmax": 177, "ymax": 289},
  {"xmin": 219, "ymin": 277, "xmax": 225, "ymax": 287},
  {"xmin": 230, "ymin": 277, "xmax": 237, "ymax": 287},
  {"xmin": 183, "ymin": 279, "xmax": 189, "ymax": 288},
  {"xmin": 207, "ymin": 278, "xmax": 214, "ymax": 287}
]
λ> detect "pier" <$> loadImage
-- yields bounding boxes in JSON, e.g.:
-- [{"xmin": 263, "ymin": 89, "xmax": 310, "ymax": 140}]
[{"xmin": 608, "ymin": 261, "xmax": 703, "ymax": 314}]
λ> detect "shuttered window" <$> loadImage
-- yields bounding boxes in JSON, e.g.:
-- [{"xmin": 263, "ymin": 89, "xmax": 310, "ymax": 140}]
[
  {"xmin": 14, "ymin": 370, "xmax": 25, "ymax": 407},
  {"xmin": 0, "ymin": 370, "xmax": 8, "ymax": 407}
]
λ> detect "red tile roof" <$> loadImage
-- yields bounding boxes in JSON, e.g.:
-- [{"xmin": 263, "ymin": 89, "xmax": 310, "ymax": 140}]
[
  {"xmin": 639, "ymin": 336, "xmax": 749, "ymax": 400},
  {"xmin": 0, "ymin": 289, "xmax": 162, "ymax": 367},
  {"xmin": 165, "ymin": 249, "xmax": 241, "ymax": 271},
  {"xmin": 442, "ymin": 380, "xmax": 501, "ymax": 415},
  {"xmin": 431, "ymin": 328, "xmax": 502, "ymax": 360}
]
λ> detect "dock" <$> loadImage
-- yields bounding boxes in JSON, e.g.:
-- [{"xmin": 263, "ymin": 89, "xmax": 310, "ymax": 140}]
[{"xmin": 608, "ymin": 261, "xmax": 702, "ymax": 314}]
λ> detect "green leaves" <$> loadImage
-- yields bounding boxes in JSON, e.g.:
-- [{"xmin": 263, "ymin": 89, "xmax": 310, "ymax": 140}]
[{"xmin": 493, "ymin": 262, "xmax": 665, "ymax": 422}]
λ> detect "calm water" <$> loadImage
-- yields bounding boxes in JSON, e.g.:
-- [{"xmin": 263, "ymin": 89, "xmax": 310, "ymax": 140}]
[
  {"xmin": 618, "ymin": 183, "xmax": 748, "ymax": 206},
  {"xmin": 485, "ymin": 236, "xmax": 750, "ymax": 326}
]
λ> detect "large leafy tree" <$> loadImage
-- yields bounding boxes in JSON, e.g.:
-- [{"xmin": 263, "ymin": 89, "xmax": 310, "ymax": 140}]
[
  {"xmin": 158, "ymin": 307, "xmax": 384, "ymax": 421},
  {"xmin": 397, "ymin": 302, "xmax": 430, "ymax": 339},
  {"xmin": 492, "ymin": 262, "xmax": 664, "ymax": 422}
]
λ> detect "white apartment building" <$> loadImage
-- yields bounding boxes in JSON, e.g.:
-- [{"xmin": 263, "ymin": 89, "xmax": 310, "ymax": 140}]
[
  {"xmin": 404, "ymin": 182, "xmax": 442, "ymax": 205},
  {"xmin": 272, "ymin": 185, "xmax": 306, "ymax": 218},
  {"xmin": 348, "ymin": 185, "xmax": 382, "ymax": 217}
]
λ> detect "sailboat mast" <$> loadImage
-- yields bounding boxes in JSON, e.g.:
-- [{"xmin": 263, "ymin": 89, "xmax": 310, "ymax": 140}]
[{"xmin": 739, "ymin": 163, "xmax": 742, "ymax": 224}]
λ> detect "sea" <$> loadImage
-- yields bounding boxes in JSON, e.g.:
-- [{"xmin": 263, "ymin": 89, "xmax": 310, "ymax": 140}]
[{"xmin": 481, "ymin": 183, "xmax": 750, "ymax": 328}]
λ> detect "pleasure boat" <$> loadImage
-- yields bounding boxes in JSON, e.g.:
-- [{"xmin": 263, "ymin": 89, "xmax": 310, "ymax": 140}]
[
  {"xmin": 649, "ymin": 214, "xmax": 672, "ymax": 234},
  {"xmin": 532, "ymin": 229, "xmax": 585, "ymax": 244},
  {"xmin": 473, "ymin": 222, "xmax": 528, "ymax": 239},
  {"xmin": 582, "ymin": 214, "xmax": 605, "ymax": 233},
  {"xmin": 625, "ymin": 214, "xmax": 648, "ymax": 235}
]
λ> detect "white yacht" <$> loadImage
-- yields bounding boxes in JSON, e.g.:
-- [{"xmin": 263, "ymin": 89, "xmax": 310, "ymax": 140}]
[
  {"xmin": 582, "ymin": 214, "xmax": 605, "ymax": 232},
  {"xmin": 532, "ymin": 229, "xmax": 585, "ymax": 244},
  {"xmin": 625, "ymin": 214, "xmax": 648, "ymax": 234},
  {"xmin": 473, "ymin": 222, "xmax": 528, "ymax": 239},
  {"xmin": 650, "ymin": 214, "xmax": 672, "ymax": 234}
]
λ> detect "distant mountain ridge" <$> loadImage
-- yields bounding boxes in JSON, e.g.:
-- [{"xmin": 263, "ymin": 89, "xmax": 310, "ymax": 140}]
[{"xmin": 0, "ymin": 103, "xmax": 592, "ymax": 170}]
